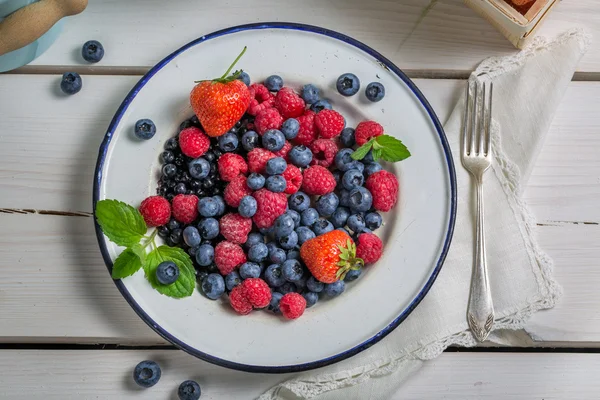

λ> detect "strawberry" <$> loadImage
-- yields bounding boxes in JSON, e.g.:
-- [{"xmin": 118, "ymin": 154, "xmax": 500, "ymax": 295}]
[
  {"xmin": 190, "ymin": 47, "xmax": 252, "ymax": 137},
  {"xmin": 300, "ymin": 230, "xmax": 363, "ymax": 284}
]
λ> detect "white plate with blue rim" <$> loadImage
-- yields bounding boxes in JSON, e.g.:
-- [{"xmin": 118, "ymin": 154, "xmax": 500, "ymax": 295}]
[{"xmin": 93, "ymin": 22, "xmax": 456, "ymax": 373}]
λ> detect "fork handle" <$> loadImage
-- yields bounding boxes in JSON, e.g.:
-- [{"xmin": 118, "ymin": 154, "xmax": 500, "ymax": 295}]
[{"xmin": 467, "ymin": 177, "xmax": 494, "ymax": 341}]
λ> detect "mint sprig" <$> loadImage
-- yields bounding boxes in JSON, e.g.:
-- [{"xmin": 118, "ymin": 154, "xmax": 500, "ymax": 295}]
[
  {"xmin": 95, "ymin": 199, "xmax": 194, "ymax": 299},
  {"xmin": 351, "ymin": 134, "xmax": 411, "ymax": 163}
]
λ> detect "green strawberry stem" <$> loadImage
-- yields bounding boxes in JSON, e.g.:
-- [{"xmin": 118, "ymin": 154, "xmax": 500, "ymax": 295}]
[
  {"xmin": 195, "ymin": 46, "xmax": 247, "ymax": 84},
  {"xmin": 335, "ymin": 239, "xmax": 364, "ymax": 280}
]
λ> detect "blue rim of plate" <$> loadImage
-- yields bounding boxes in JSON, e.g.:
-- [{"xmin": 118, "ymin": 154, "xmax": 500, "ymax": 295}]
[{"xmin": 93, "ymin": 22, "xmax": 457, "ymax": 374}]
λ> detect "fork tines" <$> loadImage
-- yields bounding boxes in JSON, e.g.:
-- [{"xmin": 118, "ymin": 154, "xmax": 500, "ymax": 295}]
[{"xmin": 462, "ymin": 80, "xmax": 493, "ymax": 158}]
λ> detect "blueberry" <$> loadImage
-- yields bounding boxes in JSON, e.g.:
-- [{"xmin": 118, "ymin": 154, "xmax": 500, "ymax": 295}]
[
  {"xmin": 241, "ymin": 130, "xmax": 260, "ymax": 151},
  {"xmin": 364, "ymin": 162, "xmax": 383, "ymax": 177},
  {"xmin": 248, "ymin": 242, "xmax": 269, "ymax": 262},
  {"xmin": 167, "ymin": 218, "xmax": 181, "ymax": 231},
  {"xmin": 344, "ymin": 269, "xmax": 362, "ymax": 282},
  {"xmin": 278, "ymin": 230, "xmax": 298, "ymax": 250},
  {"xmin": 157, "ymin": 226, "xmax": 170, "ymax": 238},
  {"xmin": 342, "ymin": 169, "xmax": 365, "ymax": 190},
  {"xmin": 324, "ymin": 280, "xmax": 345, "ymax": 297},
  {"xmin": 237, "ymin": 71, "xmax": 251, "ymax": 86},
  {"xmin": 335, "ymin": 149, "xmax": 356, "ymax": 172},
  {"xmin": 340, "ymin": 127, "xmax": 356, "ymax": 148},
  {"xmin": 279, "ymin": 282, "xmax": 296, "ymax": 294},
  {"xmin": 169, "ymin": 228, "xmax": 182, "ymax": 244},
  {"xmin": 287, "ymin": 250, "xmax": 300, "ymax": 260},
  {"xmin": 347, "ymin": 214, "xmax": 366, "ymax": 233},
  {"xmin": 60, "ymin": 72, "xmax": 82, "ymax": 95},
  {"xmin": 288, "ymin": 145, "xmax": 313, "ymax": 167},
  {"xmin": 330, "ymin": 206, "xmax": 350, "ymax": 228},
  {"xmin": 310, "ymin": 99, "xmax": 332, "ymax": 113},
  {"xmin": 362, "ymin": 150, "xmax": 376, "ymax": 164},
  {"xmin": 365, "ymin": 82, "xmax": 385, "ymax": 102},
  {"xmin": 365, "ymin": 212, "xmax": 383, "ymax": 231},
  {"xmin": 183, "ymin": 226, "xmax": 201, "ymax": 247},
  {"xmin": 332, "ymin": 171, "xmax": 342, "ymax": 187},
  {"xmin": 348, "ymin": 187, "xmax": 373, "ymax": 213},
  {"xmin": 197, "ymin": 218, "xmax": 219, "ymax": 239},
  {"xmin": 301, "ymin": 84, "xmax": 320, "ymax": 104},
  {"xmin": 246, "ymin": 173, "xmax": 266, "ymax": 190},
  {"xmin": 312, "ymin": 219, "xmax": 334, "ymax": 236},
  {"xmin": 244, "ymin": 232, "xmax": 264, "ymax": 250},
  {"xmin": 178, "ymin": 380, "xmax": 201, "ymax": 400},
  {"xmin": 81, "ymin": 40, "xmax": 104, "ymax": 63},
  {"xmin": 259, "ymin": 226, "xmax": 274, "ymax": 238},
  {"xmin": 301, "ymin": 208, "xmax": 319, "ymax": 226},
  {"xmin": 262, "ymin": 129, "xmax": 285, "ymax": 152},
  {"xmin": 164, "ymin": 137, "xmax": 178, "ymax": 151},
  {"xmin": 240, "ymin": 262, "xmax": 261, "ymax": 279},
  {"xmin": 160, "ymin": 151, "xmax": 175, "ymax": 164},
  {"xmin": 197, "ymin": 197, "xmax": 218, "ymax": 217},
  {"xmin": 195, "ymin": 244, "xmax": 214, "ymax": 266},
  {"xmin": 134, "ymin": 119, "xmax": 156, "ymax": 140},
  {"xmin": 339, "ymin": 190, "xmax": 351, "ymax": 207},
  {"xmin": 188, "ymin": 158, "xmax": 210, "ymax": 179},
  {"xmin": 295, "ymin": 275, "xmax": 308, "ymax": 292},
  {"xmin": 239, "ymin": 195, "xmax": 257, "ymax": 218},
  {"xmin": 265, "ymin": 175, "xmax": 286, "ymax": 193},
  {"xmin": 133, "ymin": 360, "xmax": 161, "ymax": 388},
  {"xmin": 155, "ymin": 261, "xmax": 179, "ymax": 285},
  {"xmin": 286, "ymin": 210, "xmax": 301, "ymax": 228},
  {"xmin": 265, "ymin": 264, "xmax": 286, "ymax": 287},
  {"xmin": 202, "ymin": 273, "xmax": 225, "ymax": 299},
  {"xmin": 270, "ymin": 247, "xmax": 287, "ymax": 264},
  {"xmin": 296, "ymin": 226, "xmax": 316, "ymax": 245},
  {"xmin": 162, "ymin": 163, "xmax": 177, "ymax": 178},
  {"xmin": 307, "ymin": 276, "xmax": 325, "ymax": 293},
  {"xmin": 289, "ymin": 191, "xmax": 310, "ymax": 212},
  {"xmin": 266, "ymin": 157, "xmax": 287, "ymax": 175},
  {"xmin": 302, "ymin": 291, "xmax": 319, "ymax": 308},
  {"xmin": 213, "ymin": 195, "xmax": 226, "ymax": 216},
  {"xmin": 336, "ymin": 73, "xmax": 360, "ymax": 96},
  {"xmin": 268, "ymin": 291, "xmax": 284, "ymax": 313},
  {"xmin": 274, "ymin": 213, "xmax": 295, "ymax": 238},
  {"xmin": 315, "ymin": 193, "xmax": 339, "ymax": 217},
  {"xmin": 218, "ymin": 132, "xmax": 239, "ymax": 152},
  {"xmin": 281, "ymin": 118, "xmax": 300, "ymax": 139},
  {"xmin": 265, "ymin": 75, "xmax": 283, "ymax": 91},
  {"xmin": 225, "ymin": 271, "xmax": 242, "ymax": 291}
]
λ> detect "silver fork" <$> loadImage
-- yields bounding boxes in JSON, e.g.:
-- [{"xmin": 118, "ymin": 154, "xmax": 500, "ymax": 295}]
[{"xmin": 462, "ymin": 80, "xmax": 494, "ymax": 342}]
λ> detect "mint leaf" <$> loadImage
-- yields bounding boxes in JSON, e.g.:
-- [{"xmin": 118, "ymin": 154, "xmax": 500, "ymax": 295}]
[
  {"xmin": 112, "ymin": 248, "xmax": 143, "ymax": 279},
  {"xmin": 351, "ymin": 138, "xmax": 375, "ymax": 161},
  {"xmin": 95, "ymin": 199, "xmax": 147, "ymax": 247},
  {"xmin": 144, "ymin": 246, "xmax": 195, "ymax": 298},
  {"xmin": 130, "ymin": 243, "xmax": 147, "ymax": 265},
  {"xmin": 372, "ymin": 148, "xmax": 383, "ymax": 161},
  {"xmin": 374, "ymin": 135, "xmax": 411, "ymax": 162}
]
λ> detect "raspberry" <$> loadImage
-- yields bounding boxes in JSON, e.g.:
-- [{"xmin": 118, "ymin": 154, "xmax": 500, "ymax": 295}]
[
  {"xmin": 310, "ymin": 139, "xmax": 337, "ymax": 167},
  {"xmin": 214, "ymin": 241, "xmax": 246, "ymax": 275},
  {"xmin": 247, "ymin": 84, "xmax": 275, "ymax": 116},
  {"xmin": 315, "ymin": 109, "xmax": 345, "ymax": 139},
  {"xmin": 178, "ymin": 127, "xmax": 210, "ymax": 158},
  {"xmin": 139, "ymin": 196, "xmax": 171, "ymax": 227},
  {"xmin": 355, "ymin": 121, "xmax": 384, "ymax": 146},
  {"xmin": 219, "ymin": 213, "xmax": 252, "ymax": 244},
  {"xmin": 229, "ymin": 285, "xmax": 253, "ymax": 315},
  {"xmin": 273, "ymin": 140, "xmax": 292, "ymax": 160},
  {"xmin": 279, "ymin": 292, "xmax": 306, "ymax": 320},
  {"xmin": 274, "ymin": 87, "xmax": 306, "ymax": 119},
  {"xmin": 254, "ymin": 108, "xmax": 283, "ymax": 135},
  {"xmin": 365, "ymin": 170, "xmax": 399, "ymax": 212},
  {"xmin": 171, "ymin": 194, "xmax": 199, "ymax": 224},
  {"xmin": 252, "ymin": 188, "xmax": 287, "ymax": 228},
  {"xmin": 218, "ymin": 153, "xmax": 248, "ymax": 182},
  {"xmin": 356, "ymin": 232, "xmax": 383, "ymax": 264},
  {"xmin": 247, "ymin": 148, "xmax": 276, "ymax": 174},
  {"xmin": 301, "ymin": 165, "xmax": 336, "ymax": 196},
  {"xmin": 242, "ymin": 278, "xmax": 272, "ymax": 308},
  {"xmin": 293, "ymin": 110, "xmax": 317, "ymax": 146},
  {"xmin": 224, "ymin": 174, "xmax": 253, "ymax": 207},
  {"xmin": 281, "ymin": 164, "xmax": 303, "ymax": 195}
]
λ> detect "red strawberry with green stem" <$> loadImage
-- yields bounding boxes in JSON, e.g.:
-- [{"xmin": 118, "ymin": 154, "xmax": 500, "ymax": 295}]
[{"xmin": 190, "ymin": 46, "xmax": 251, "ymax": 137}]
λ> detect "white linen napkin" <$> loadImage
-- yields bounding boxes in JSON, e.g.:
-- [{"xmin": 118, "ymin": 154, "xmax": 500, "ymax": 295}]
[{"xmin": 259, "ymin": 29, "xmax": 590, "ymax": 400}]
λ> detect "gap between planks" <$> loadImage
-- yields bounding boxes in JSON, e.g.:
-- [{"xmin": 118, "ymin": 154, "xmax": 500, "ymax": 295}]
[{"xmin": 4, "ymin": 65, "xmax": 600, "ymax": 81}]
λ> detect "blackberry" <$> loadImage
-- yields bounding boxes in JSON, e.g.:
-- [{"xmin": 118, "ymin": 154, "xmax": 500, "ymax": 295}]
[
  {"xmin": 164, "ymin": 137, "xmax": 178, "ymax": 151},
  {"xmin": 175, "ymin": 183, "xmax": 187, "ymax": 194},
  {"xmin": 206, "ymin": 264, "xmax": 218, "ymax": 273},
  {"xmin": 190, "ymin": 180, "xmax": 202, "ymax": 190},
  {"xmin": 162, "ymin": 164, "xmax": 177, "ymax": 178},
  {"xmin": 196, "ymin": 270, "xmax": 209, "ymax": 283},
  {"xmin": 167, "ymin": 218, "xmax": 180, "ymax": 231},
  {"xmin": 161, "ymin": 151, "xmax": 175, "ymax": 164},
  {"xmin": 202, "ymin": 178, "xmax": 215, "ymax": 189},
  {"xmin": 174, "ymin": 154, "xmax": 186, "ymax": 167},
  {"xmin": 204, "ymin": 151, "xmax": 216, "ymax": 163},
  {"xmin": 169, "ymin": 228, "xmax": 183, "ymax": 244},
  {"xmin": 166, "ymin": 193, "xmax": 175, "ymax": 202},
  {"xmin": 157, "ymin": 186, "xmax": 168, "ymax": 197},
  {"xmin": 157, "ymin": 226, "xmax": 170, "ymax": 238},
  {"xmin": 195, "ymin": 188, "xmax": 207, "ymax": 197}
]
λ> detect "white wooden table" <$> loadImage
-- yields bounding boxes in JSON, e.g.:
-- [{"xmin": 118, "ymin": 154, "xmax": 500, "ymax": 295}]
[{"xmin": 1, "ymin": 1, "xmax": 599, "ymax": 398}]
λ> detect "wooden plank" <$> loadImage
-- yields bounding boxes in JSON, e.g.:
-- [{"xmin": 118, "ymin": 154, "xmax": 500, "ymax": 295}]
[
  {"xmin": 1, "ymin": 76, "xmax": 599, "ymax": 222},
  {"xmin": 1, "ymin": 350, "xmax": 599, "ymax": 399},
  {"xmin": 21, "ymin": 0, "xmax": 600, "ymax": 73}
]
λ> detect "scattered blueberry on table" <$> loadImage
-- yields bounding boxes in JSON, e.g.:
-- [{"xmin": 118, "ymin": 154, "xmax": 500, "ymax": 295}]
[
  {"xmin": 81, "ymin": 40, "xmax": 104, "ymax": 63},
  {"xmin": 133, "ymin": 360, "xmax": 161, "ymax": 388},
  {"xmin": 60, "ymin": 72, "xmax": 82, "ymax": 95}
]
